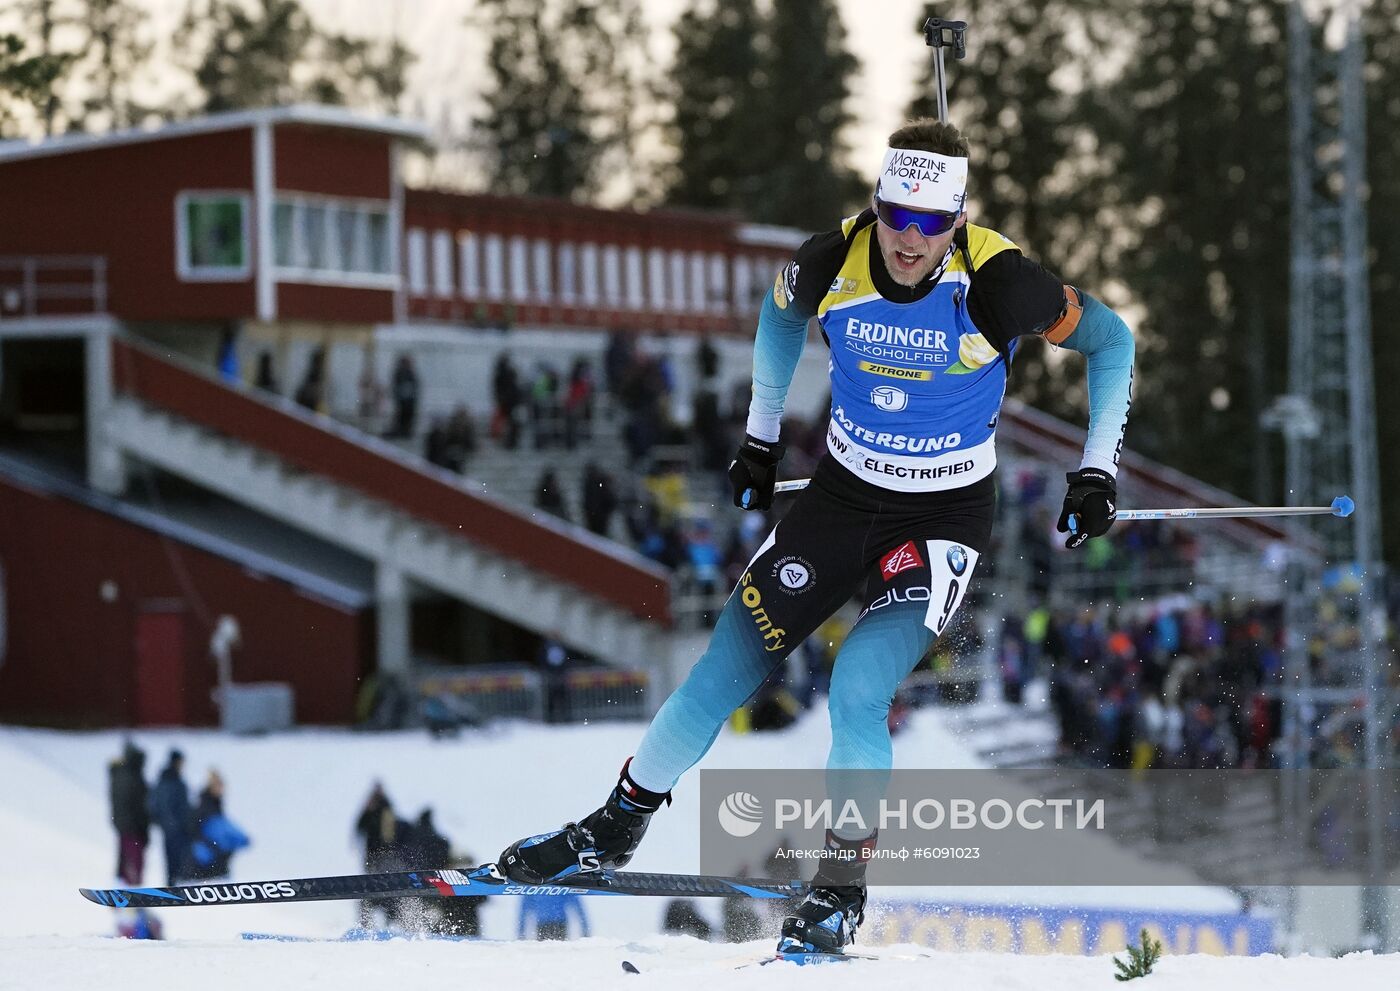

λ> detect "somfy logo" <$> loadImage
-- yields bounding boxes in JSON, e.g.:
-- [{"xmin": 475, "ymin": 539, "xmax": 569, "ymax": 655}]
[{"xmin": 718, "ymin": 792, "xmax": 765, "ymax": 837}]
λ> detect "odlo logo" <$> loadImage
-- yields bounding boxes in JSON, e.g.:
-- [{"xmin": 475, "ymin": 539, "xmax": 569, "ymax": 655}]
[
  {"xmin": 718, "ymin": 792, "xmax": 764, "ymax": 838},
  {"xmin": 739, "ymin": 572, "xmax": 786, "ymax": 652}
]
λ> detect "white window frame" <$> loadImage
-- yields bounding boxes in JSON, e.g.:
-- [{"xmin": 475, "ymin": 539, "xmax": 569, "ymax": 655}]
[
  {"xmin": 557, "ymin": 242, "xmax": 576, "ymax": 305},
  {"xmin": 708, "ymin": 253, "xmax": 729, "ymax": 314},
  {"xmin": 579, "ymin": 243, "xmax": 600, "ymax": 307},
  {"xmin": 624, "ymin": 247, "xmax": 645, "ymax": 311},
  {"xmin": 669, "ymin": 250, "xmax": 688, "ymax": 312},
  {"xmin": 483, "ymin": 234, "xmax": 505, "ymax": 300},
  {"xmin": 532, "ymin": 238, "xmax": 552, "ymax": 302},
  {"xmin": 647, "ymin": 248, "xmax": 667, "ymax": 312},
  {"xmin": 175, "ymin": 190, "xmax": 252, "ymax": 282},
  {"xmin": 508, "ymin": 235, "xmax": 529, "ymax": 302},
  {"xmin": 732, "ymin": 255, "xmax": 753, "ymax": 313},
  {"xmin": 431, "ymin": 230, "xmax": 454, "ymax": 299},
  {"xmin": 458, "ymin": 232, "xmax": 481, "ymax": 297},
  {"xmin": 600, "ymin": 245, "xmax": 621, "ymax": 307},
  {"xmin": 270, "ymin": 192, "xmax": 398, "ymax": 289},
  {"xmin": 405, "ymin": 228, "xmax": 428, "ymax": 295}
]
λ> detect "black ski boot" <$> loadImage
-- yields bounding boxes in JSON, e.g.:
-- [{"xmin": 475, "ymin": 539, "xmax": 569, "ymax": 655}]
[
  {"xmin": 498, "ymin": 759, "xmax": 671, "ymax": 883},
  {"xmin": 776, "ymin": 831, "xmax": 874, "ymax": 956}
]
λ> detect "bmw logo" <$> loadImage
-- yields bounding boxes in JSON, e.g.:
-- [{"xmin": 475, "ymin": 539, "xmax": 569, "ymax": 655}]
[{"xmin": 947, "ymin": 545, "xmax": 968, "ymax": 576}]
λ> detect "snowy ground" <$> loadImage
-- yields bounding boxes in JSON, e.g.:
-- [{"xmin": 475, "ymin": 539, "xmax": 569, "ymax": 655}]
[{"xmin": 2, "ymin": 706, "xmax": 1397, "ymax": 988}]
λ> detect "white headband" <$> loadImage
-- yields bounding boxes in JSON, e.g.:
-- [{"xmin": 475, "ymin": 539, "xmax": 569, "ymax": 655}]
[{"xmin": 876, "ymin": 147, "xmax": 968, "ymax": 214}]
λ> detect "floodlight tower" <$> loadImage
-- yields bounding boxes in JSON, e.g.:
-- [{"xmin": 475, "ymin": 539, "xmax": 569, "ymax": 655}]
[{"xmin": 1281, "ymin": 0, "xmax": 1389, "ymax": 949}]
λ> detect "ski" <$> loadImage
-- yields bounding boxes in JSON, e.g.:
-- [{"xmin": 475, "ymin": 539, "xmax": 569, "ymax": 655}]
[{"xmin": 81, "ymin": 863, "xmax": 809, "ymax": 910}]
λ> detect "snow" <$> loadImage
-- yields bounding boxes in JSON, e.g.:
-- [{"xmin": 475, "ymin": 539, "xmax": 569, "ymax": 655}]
[{"xmin": 2, "ymin": 707, "xmax": 1397, "ymax": 988}]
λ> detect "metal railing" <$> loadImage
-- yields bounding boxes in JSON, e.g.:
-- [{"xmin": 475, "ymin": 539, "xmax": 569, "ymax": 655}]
[{"xmin": 0, "ymin": 256, "xmax": 108, "ymax": 317}]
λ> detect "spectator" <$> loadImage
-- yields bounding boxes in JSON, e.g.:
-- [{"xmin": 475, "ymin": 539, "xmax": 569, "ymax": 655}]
[
  {"xmin": 108, "ymin": 740, "xmax": 149, "ymax": 886},
  {"xmin": 695, "ymin": 333, "xmax": 720, "ymax": 383},
  {"xmin": 531, "ymin": 362, "xmax": 562, "ymax": 449},
  {"xmin": 217, "ymin": 325, "xmax": 240, "ymax": 386},
  {"xmin": 354, "ymin": 781, "xmax": 405, "ymax": 928},
  {"xmin": 663, "ymin": 899, "xmax": 713, "ymax": 940},
  {"xmin": 148, "ymin": 749, "xmax": 191, "ymax": 885},
  {"xmin": 189, "ymin": 769, "xmax": 250, "ymax": 880},
  {"xmin": 539, "ymin": 635, "xmax": 571, "ymax": 724},
  {"xmin": 444, "ymin": 405, "xmax": 477, "ymax": 472},
  {"xmin": 387, "ymin": 354, "xmax": 421, "ymax": 438},
  {"xmin": 535, "ymin": 468, "xmax": 570, "ymax": 522},
  {"xmin": 354, "ymin": 782, "xmax": 398, "ymax": 873},
  {"xmin": 294, "ymin": 347, "xmax": 326, "ymax": 413},
  {"xmin": 492, "ymin": 353, "xmax": 523, "ymax": 449},
  {"xmin": 404, "ymin": 808, "xmax": 451, "ymax": 870},
  {"xmin": 253, "ymin": 349, "xmax": 278, "ymax": 393},
  {"xmin": 580, "ymin": 463, "xmax": 618, "ymax": 538},
  {"xmin": 563, "ymin": 357, "xmax": 595, "ymax": 449},
  {"xmin": 518, "ymin": 890, "xmax": 589, "ymax": 940}
]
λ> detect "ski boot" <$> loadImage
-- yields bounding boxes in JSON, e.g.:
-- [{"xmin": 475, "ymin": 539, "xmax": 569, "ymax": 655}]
[
  {"xmin": 498, "ymin": 758, "xmax": 671, "ymax": 883},
  {"xmin": 776, "ymin": 831, "xmax": 874, "ymax": 956}
]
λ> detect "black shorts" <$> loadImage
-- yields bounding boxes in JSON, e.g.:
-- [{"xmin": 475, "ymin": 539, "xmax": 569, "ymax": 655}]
[{"xmin": 731, "ymin": 454, "xmax": 996, "ymax": 658}]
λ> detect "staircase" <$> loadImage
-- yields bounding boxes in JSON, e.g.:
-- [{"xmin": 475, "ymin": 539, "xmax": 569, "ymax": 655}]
[{"xmin": 102, "ymin": 338, "xmax": 677, "ymax": 682}]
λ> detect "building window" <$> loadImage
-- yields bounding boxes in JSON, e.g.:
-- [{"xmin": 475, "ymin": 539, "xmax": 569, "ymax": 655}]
[
  {"xmin": 581, "ymin": 244, "xmax": 601, "ymax": 307},
  {"xmin": 625, "ymin": 247, "xmax": 644, "ymax": 310},
  {"xmin": 431, "ymin": 230, "xmax": 454, "ymax": 298},
  {"xmin": 647, "ymin": 248, "xmax": 667, "ymax": 312},
  {"xmin": 271, "ymin": 195, "xmax": 395, "ymax": 285},
  {"xmin": 532, "ymin": 239, "xmax": 552, "ymax": 301},
  {"xmin": 602, "ymin": 245, "xmax": 621, "ymax": 307},
  {"xmin": 669, "ymin": 250, "xmax": 687, "ymax": 312},
  {"xmin": 689, "ymin": 252, "xmax": 708, "ymax": 313},
  {"xmin": 708, "ymin": 253, "xmax": 729, "ymax": 313},
  {"xmin": 732, "ymin": 255, "xmax": 753, "ymax": 314},
  {"xmin": 176, "ymin": 192, "xmax": 250, "ymax": 281},
  {"xmin": 406, "ymin": 228, "xmax": 428, "ymax": 295},
  {"xmin": 558, "ymin": 242, "xmax": 577, "ymax": 305},
  {"xmin": 483, "ymin": 234, "xmax": 505, "ymax": 299},
  {"xmin": 459, "ymin": 233, "xmax": 480, "ymax": 297},
  {"xmin": 508, "ymin": 236, "xmax": 529, "ymax": 301}
]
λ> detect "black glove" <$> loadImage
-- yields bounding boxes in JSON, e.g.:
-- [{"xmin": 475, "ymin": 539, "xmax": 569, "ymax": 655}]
[
  {"xmin": 728, "ymin": 434, "xmax": 785, "ymax": 511},
  {"xmin": 1057, "ymin": 468, "xmax": 1117, "ymax": 549}
]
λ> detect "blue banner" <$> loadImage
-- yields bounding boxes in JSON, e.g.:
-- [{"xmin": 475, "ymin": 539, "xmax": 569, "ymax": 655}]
[{"xmin": 867, "ymin": 900, "xmax": 1274, "ymax": 955}]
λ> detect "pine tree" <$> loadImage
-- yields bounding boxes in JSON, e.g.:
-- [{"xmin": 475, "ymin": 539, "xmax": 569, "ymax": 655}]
[
  {"xmin": 664, "ymin": 0, "xmax": 768, "ymax": 211},
  {"xmin": 1112, "ymin": 927, "xmax": 1163, "ymax": 981},
  {"xmin": 178, "ymin": 0, "xmax": 317, "ymax": 112},
  {"xmin": 76, "ymin": 0, "xmax": 153, "ymax": 132},
  {"xmin": 0, "ymin": 32, "xmax": 68, "ymax": 137},
  {"xmin": 565, "ymin": 0, "xmax": 655, "ymax": 201},
  {"xmin": 1083, "ymin": 0, "xmax": 1291, "ymax": 501},
  {"xmin": 13, "ymin": 0, "xmax": 83, "ymax": 135},
  {"xmin": 756, "ymin": 0, "xmax": 864, "ymax": 229},
  {"xmin": 904, "ymin": 0, "xmax": 1108, "ymax": 428},
  {"xmin": 472, "ymin": 0, "xmax": 598, "ymax": 199},
  {"xmin": 1362, "ymin": 0, "xmax": 1400, "ymax": 560},
  {"xmin": 177, "ymin": 0, "xmax": 413, "ymax": 117}
]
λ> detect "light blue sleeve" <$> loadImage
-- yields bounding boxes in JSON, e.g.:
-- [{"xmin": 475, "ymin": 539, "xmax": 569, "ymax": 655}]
[
  {"xmin": 744, "ymin": 289, "xmax": 811, "ymax": 443},
  {"xmin": 1059, "ymin": 291, "xmax": 1135, "ymax": 475}
]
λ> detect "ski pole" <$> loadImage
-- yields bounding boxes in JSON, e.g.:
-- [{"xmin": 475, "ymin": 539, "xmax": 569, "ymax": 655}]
[
  {"xmin": 774, "ymin": 478, "xmax": 1354, "ymax": 524},
  {"xmin": 923, "ymin": 17, "xmax": 968, "ymax": 123}
]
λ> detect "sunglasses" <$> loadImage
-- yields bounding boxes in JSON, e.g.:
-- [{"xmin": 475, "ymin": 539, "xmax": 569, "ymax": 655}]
[{"xmin": 874, "ymin": 197, "xmax": 960, "ymax": 237}]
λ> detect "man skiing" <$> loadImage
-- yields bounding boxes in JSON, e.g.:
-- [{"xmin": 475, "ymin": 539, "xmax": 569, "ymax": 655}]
[{"xmin": 498, "ymin": 118, "xmax": 1135, "ymax": 954}]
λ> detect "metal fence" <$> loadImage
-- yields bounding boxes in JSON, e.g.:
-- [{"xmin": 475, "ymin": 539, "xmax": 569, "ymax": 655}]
[
  {"xmin": 414, "ymin": 664, "xmax": 649, "ymax": 725},
  {"xmin": 0, "ymin": 256, "xmax": 107, "ymax": 318}
]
